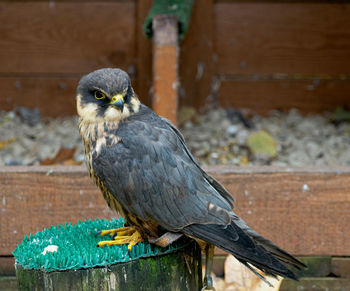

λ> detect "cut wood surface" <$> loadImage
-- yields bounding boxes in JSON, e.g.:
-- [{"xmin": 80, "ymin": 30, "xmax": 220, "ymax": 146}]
[
  {"xmin": 1, "ymin": 166, "xmax": 349, "ymax": 258},
  {"xmin": 215, "ymin": 3, "xmax": 350, "ymax": 75},
  {"xmin": 0, "ymin": 2, "xmax": 135, "ymax": 74}
]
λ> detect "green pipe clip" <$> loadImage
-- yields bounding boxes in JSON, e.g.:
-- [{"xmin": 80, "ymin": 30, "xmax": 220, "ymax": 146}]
[{"xmin": 143, "ymin": 0, "xmax": 194, "ymax": 42}]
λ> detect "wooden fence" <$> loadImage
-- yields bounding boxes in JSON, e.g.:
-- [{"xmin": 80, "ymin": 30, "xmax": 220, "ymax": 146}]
[{"xmin": 1, "ymin": 0, "xmax": 350, "ymax": 117}]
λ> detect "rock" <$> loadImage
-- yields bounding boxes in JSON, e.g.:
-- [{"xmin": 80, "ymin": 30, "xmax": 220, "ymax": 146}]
[
  {"xmin": 224, "ymin": 256, "xmax": 282, "ymax": 291},
  {"xmin": 226, "ymin": 125, "xmax": 240, "ymax": 136},
  {"xmin": 178, "ymin": 106, "xmax": 198, "ymax": 126},
  {"xmin": 247, "ymin": 130, "xmax": 277, "ymax": 159},
  {"xmin": 14, "ymin": 106, "xmax": 41, "ymax": 126},
  {"xmin": 287, "ymin": 150, "xmax": 311, "ymax": 166},
  {"xmin": 305, "ymin": 141, "xmax": 323, "ymax": 160},
  {"xmin": 236, "ymin": 129, "xmax": 250, "ymax": 146}
]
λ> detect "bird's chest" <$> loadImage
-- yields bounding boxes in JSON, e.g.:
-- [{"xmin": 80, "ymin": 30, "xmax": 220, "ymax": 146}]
[{"xmin": 79, "ymin": 121, "xmax": 124, "ymax": 213}]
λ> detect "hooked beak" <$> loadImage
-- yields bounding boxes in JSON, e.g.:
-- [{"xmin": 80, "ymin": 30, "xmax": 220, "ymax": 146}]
[{"xmin": 110, "ymin": 94, "xmax": 124, "ymax": 112}]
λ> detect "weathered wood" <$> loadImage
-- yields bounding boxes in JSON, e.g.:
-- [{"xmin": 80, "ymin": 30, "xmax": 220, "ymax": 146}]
[
  {"xmin": 1, "ymin": 166, "xmax": 350, "ymax": 258},
  {"xmin": 0, "ymin": 276, "xmax": 17, "ymax": 291},
  {"xmin": 0, "ymin": 166, "xmax": 116, "ymax": 256},
  {"xmin": 280, "ymin": 278, "xmax": 350, "ymax": 291},
  {"xmin": 215, "ymin": 2, "xmax": 350, "ymax": 75},
  {"xmin": 218, "ymin": 79, "xmax": 350, "ymax": 114},
  {"xmin": 0, "ymin": 257, "xmax": 15, "ymax": 276},
  {"xmin": 179, "ymin": 0, "xmax": 214, "ymax": 109},
  {"xmin": 152, "ymin": 14, "xmax": 179, "ymax": 125},
  {"xmin": 294, "ymin": 256, "xmax": 332, "ymax": 278},
  {"xmin": 15, "ymin": 241, "xmax": 202, "ymax": 291},
  {"xmin": 332, "ymin": 257, "xmax": 350, "ymax": 278},
  {"xmin": 0, "ymin": 77, "xmax": 78, "ymax": 117},
  {"xmin": 0, "ymin": 2, "xmax": 135, "ymax": 74},
  {"xmin": 0, "ymin": 76, "xmax": 138, "ymax": 117},
  {"xmin": 135, "ymin": 0, "xmax": 153, "ymax": 108}
]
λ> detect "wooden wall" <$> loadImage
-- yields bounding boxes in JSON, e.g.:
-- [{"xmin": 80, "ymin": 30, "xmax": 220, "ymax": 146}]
[
  {"xmin": 180, "ymin": 0, "xmax": 350, "ymax": 113},
  {"xmin": 0, "ymin": 0, "xmax": 350, "ymax": 116},
  {"xmin": 0, "ymin": 0, "xmax": 153, "ymax": 116},
  {"xmin": 2, "ymin": 166, "xmax": 350, "ymax": 257}
]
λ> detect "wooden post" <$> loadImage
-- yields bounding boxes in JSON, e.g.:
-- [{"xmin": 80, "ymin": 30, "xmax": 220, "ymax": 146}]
[
  {"xmin": 16, "ymin": 241, "xmax": 202, "ymax": 291},
  {"xmin": 152, "ymin": 14, "xmax": 179, "ymax": 125}
]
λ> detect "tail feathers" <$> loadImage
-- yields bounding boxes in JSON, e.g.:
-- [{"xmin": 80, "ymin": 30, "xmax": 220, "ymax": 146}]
[
  {"xmin": 233, "ymin": 216, "xmax": 306, "ymax": 270},
  {"xmin": 183, "ymin": 222, "xmax": 304, "ymax": 281}
]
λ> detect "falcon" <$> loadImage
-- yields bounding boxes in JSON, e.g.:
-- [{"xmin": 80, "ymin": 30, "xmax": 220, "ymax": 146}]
[{"xmin": 77, "ymin": 68, "xmax": 305, "ymax": 290}]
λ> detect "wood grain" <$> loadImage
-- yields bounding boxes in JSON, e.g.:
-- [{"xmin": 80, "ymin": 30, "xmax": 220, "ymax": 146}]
[
  {"xmin": 0, "ymin": 166, "xmax": 116, "ymax": 256},
  {"xmin": 0, "ymin": 77, "xmax": 138, "ymax": 117},
  {"xmin": 152, "ymin": 15, "xmax": 179, "ymax": 124},
  {"xmin": 179, "ymin": 0, "xmax": 215, "ymax": 109},
  {"xmin": 0, "ymin": 77, "xmax": 78, "ymax": 117},
  {"xmin": 135, "ymin": 0, "xmax": 153, "ymax": 108},
  {"xmin": 0, "ymin": 2, "xmax": 135, "ymax": 74},
  {"xmin": 218, "ymin": 79, "xmax": 350, "ymax": 114},
  {"xmin": 1, "ymin": 166, "xmax": 350, "ymax": 257},
  {"xmin": 215, "ymin": 3, "xmax": 350, "ymax": 75}
]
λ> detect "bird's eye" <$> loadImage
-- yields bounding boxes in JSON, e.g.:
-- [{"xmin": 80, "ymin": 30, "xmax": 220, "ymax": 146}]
[{"xmin": 94, "ymin": 91, "xmax": 106, "ymax": 100}]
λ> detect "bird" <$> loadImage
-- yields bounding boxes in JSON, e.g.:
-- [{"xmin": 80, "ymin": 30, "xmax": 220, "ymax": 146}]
[{"xmin": 76, "ymin": 68, "xmax": 306, "ymax": 290}]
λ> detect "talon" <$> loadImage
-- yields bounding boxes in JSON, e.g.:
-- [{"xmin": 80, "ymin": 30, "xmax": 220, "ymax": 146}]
[{"xmin": 96, "ymin": 226, "xmax": 143, "ymax": 250}]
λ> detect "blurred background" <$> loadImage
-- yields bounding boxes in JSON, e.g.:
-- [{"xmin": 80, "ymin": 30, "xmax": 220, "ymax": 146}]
[{"xmin": 0, "ymin": 1, "xmax": 350, "ymax": 290}]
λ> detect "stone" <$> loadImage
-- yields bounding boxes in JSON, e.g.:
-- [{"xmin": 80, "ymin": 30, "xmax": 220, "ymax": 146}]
[
  {"xmin": 226, "ymin": 125, "xmax": 240, "ymax": 136},
  {"xmin": 247, "ymin": 130, "xmax": 277, "ymax": 159},
  {"xmin": 224, "ymin": 256, "xmax": 282, "ymax": 291}
]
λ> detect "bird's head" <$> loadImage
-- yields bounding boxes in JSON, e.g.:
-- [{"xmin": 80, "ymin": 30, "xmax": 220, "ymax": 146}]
[{"xmin": 76, "ymin": 68, "xmax": 140, "ymax": 123}]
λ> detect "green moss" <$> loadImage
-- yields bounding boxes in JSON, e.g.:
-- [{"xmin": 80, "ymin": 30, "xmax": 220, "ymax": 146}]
[{"xmin": 13, "ymin": 218, "xmax": 188, "ymax": 272}]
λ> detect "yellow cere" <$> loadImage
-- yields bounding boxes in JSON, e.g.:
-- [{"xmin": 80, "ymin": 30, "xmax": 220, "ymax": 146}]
[{"xmin": 111, "ymin": 94, "xmax": 124, "ymax": 103}]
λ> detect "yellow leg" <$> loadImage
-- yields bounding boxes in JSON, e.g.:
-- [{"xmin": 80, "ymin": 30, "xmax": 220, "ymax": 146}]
[
  {"xmin": 97, "ymin": 226, "xmax": 137, "ymax": 238},
  {"xmin": 97, "ymin": 226, "xmax": 143, "ymax": 251}
]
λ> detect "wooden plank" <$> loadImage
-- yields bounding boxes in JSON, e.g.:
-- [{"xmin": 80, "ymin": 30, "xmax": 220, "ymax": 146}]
[
  {"xmin": 280, "ymin": 278, "xmax": 350, "ymax": 291},
  {"xmin": 135, "ymin": 0, "xmax": 153, "ymax": 108},
  {"xmin": 0, "ymin": 257, "xmax": 15, "ymax": 276},
  {"xmin": 215, "ymin": 3, "xmax": 350, "ymax": 75},
  {"xmin": 0, "ymin": 77, "xmax": 78, "ymax": 117},
  {"xmin": 332, "ymin": 257, "xmax": 350, "ymax": 278},
  {"xmin": 0, "ymin": 76, "xmax": 139, "ymax": 117},
  {"xmin": 0, "ymin": 166, "xmax": 116, "ymax": 256},
  {"xmin": 179, "ymin": 0, "xmax": 215, "ymax": 109},
  {"xmin": 218, "ymin": 79, "xmax": 350, "ymax": 114},
  {"xmin": 1, "ymin": 166, "xmax": 350, "ymax": 257},
  {"xmin": 0, "ymin": 276, "xmax": 17, "ymax": 291},
  {"xmin": 152, "ymin": 15, "xmax": 179, "ymax": 124},
  {"xmin": 0, "ymin": 2, "xmax": 135, "ymax": 74}
]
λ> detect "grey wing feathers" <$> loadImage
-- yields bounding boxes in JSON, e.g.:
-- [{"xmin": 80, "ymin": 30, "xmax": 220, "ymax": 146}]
[
  {"xmin": 92, "ymin": 109, "xmax": 233, "ymax": 231},
  {"xmin": 160, "ymin": 116, "xmax": 235, "ymax": 208}
]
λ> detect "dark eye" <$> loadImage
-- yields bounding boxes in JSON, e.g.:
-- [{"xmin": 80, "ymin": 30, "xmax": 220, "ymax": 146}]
[{"xmin": 94, "ymin": 91, "xmax": 106, "ymax": 100}]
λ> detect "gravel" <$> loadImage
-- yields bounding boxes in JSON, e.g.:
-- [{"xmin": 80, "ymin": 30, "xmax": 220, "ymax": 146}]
[{"xmin": 1, "ymin": 107, "xmax": 350, "ymax": 167}]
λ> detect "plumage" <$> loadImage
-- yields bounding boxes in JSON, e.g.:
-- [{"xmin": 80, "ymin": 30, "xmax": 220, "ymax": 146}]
[{"xmin": 77, "ymin": 68, "xmax": 305, "ymax": 288}]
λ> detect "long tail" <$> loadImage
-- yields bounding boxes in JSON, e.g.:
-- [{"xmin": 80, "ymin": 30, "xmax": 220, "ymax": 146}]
[{"xmin": 183, "ymin": 219, "xmax": 306, "ymax": 282}]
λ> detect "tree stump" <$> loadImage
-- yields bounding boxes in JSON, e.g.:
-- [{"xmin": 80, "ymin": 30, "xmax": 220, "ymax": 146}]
[{"xmin": 14, "ymin": 219, "xmax": 202, "ymax": 291}]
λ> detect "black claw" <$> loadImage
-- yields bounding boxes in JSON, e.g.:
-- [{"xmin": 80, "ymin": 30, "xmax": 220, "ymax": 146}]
[
  {"xmin": 95, "ymin": 230, "xmax": 102, "ymax": 237},
  {"xmin": 111, "ymin": 233, "xmax": 118, "ymax": 240}
]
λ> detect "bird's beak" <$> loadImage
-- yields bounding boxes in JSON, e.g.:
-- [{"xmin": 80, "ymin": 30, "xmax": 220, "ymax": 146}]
[{"xmin": 110, "ymin": 94, "xmax": 124, "ymax": 112}]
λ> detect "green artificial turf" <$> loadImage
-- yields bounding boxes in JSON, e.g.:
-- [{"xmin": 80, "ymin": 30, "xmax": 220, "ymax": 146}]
[{"xmin": 13, "ymin": 218, "xmax": 187, "ymax": 272}]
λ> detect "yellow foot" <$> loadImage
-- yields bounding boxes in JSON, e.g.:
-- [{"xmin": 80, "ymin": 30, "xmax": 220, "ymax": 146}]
[{"xmin": 96, "ymin": 226, "xmax": 143, "ymax": 251}]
